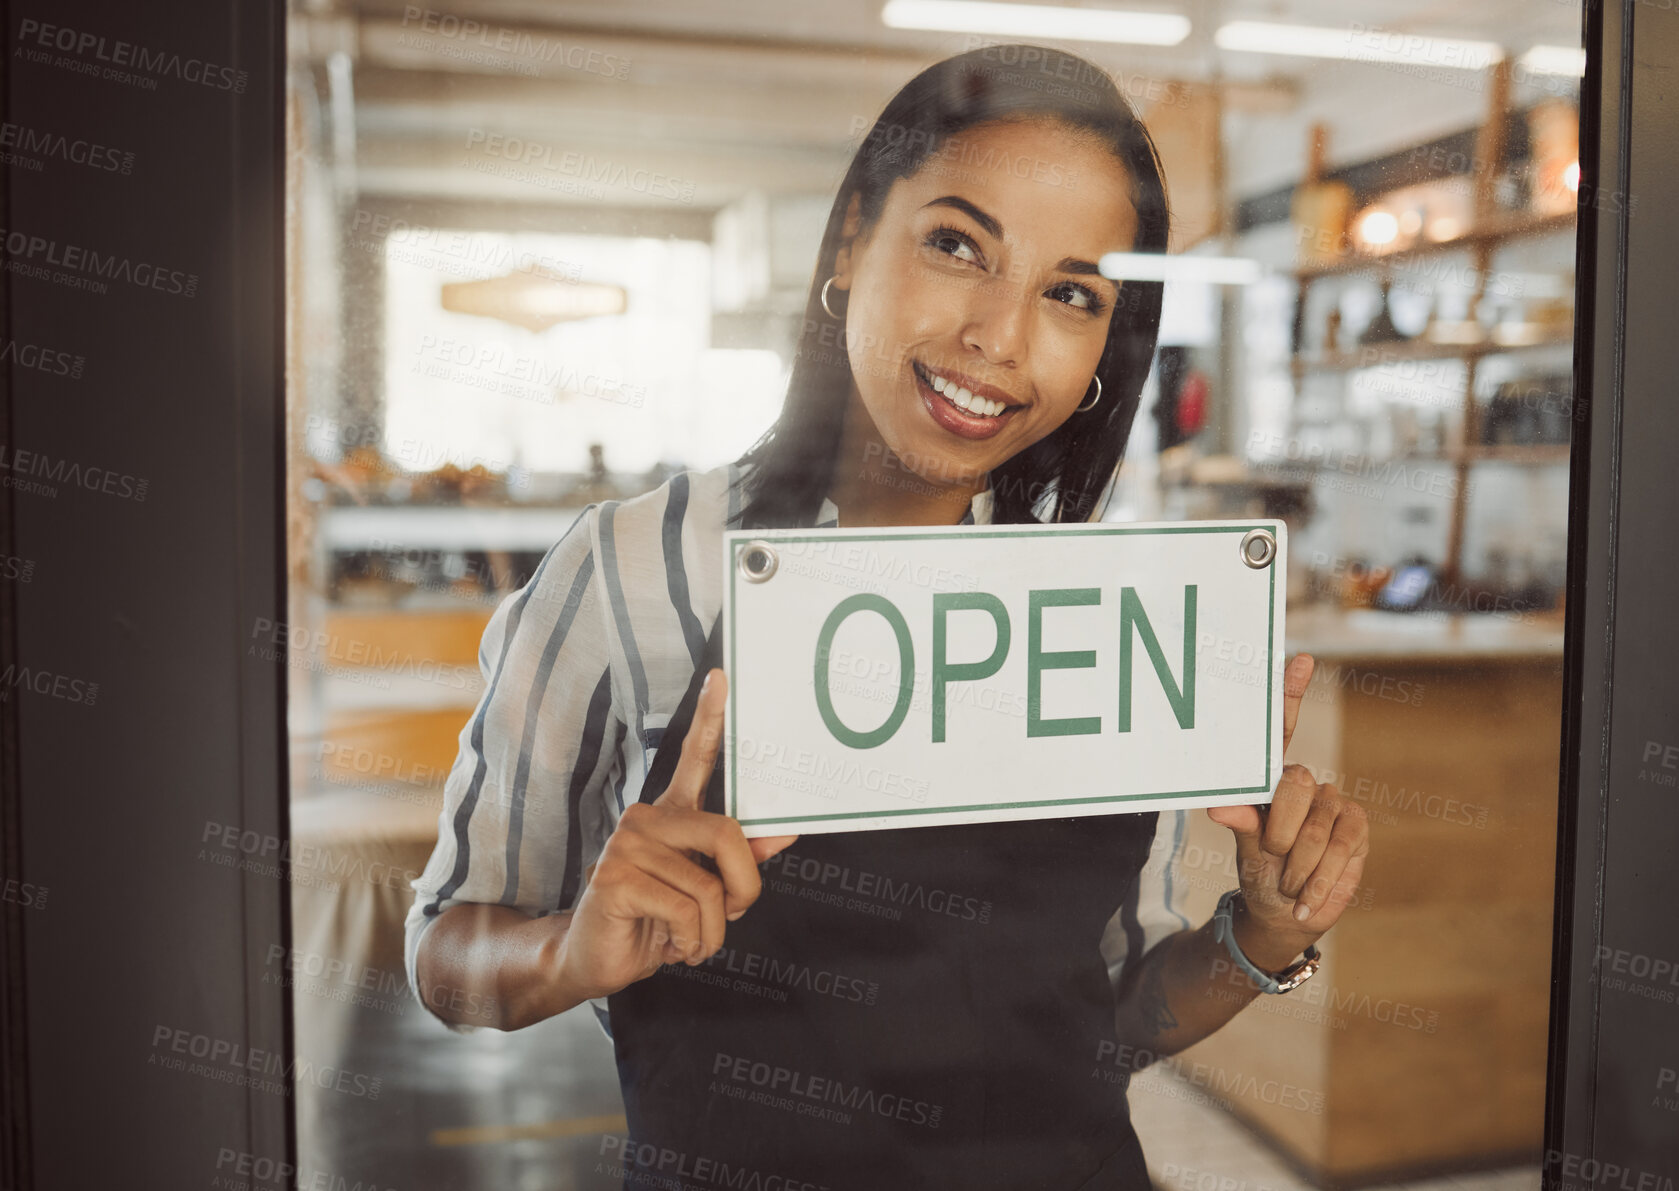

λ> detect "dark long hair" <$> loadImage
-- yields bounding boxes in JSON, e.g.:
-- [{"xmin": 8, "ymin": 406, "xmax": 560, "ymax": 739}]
[{"xmin": 730, "ymin": 43, "xmax": 1171, "ymax": 530}]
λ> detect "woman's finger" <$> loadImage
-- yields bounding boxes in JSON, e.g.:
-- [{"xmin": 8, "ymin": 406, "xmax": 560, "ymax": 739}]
[
  {"xmin": 656, "ymin": 668, "xmax": 728, "ymax": 811},
  {"xmin": 1281, "ymin": 654, "xmax": 1315, "ymax": 756},
  {"xmin": 1261, "ymin": 764, "xmax": 1316, "ymax": 857},
  {"xmin": 593, "ymin": 859, "xmax": 706, "ymax": 966},
  {"xmin": 1277, "ymin": 785, "xmax": 1340, "ymax": 900},
  {"xmin": 1294, "ymin": 805, "xmax": 1369, "ymax": 924},
  {"xmin": 749, "ymin": 833, "xmax": 799, "ymax": 865},
  {"xmin": 621, "ymin": 802, "xmax": 764, "ymax": 921},
  {"xmin": 613, "ymin": 833, "xmax": 731, "ymax": 961}
]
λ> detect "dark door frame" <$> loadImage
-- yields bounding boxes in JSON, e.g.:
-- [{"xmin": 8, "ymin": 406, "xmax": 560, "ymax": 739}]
[
  {"xmin": 0, "ymin": 1, "xmax": 1672, "ymax": 1187},
  {"xmin": 1545, "ymin": 0, "xmax": 1679, "ymax": 1181},
  {"xmin": 0, "ymin": 0, "xmax": 291, "ymax": 1187}
]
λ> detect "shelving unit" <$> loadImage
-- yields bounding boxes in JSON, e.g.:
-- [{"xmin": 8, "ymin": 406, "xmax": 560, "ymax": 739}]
[
  {"xmin": 1284, "ymin": 62, "xmax": 1577, "ymax": 585},
  {"xmin": 1290, "ymin": 327, "xmax": 1573, "ymax": 376},
  {"xmin": 1292, "ymin": 207, "xmax": 1575, "ymax": 283}
]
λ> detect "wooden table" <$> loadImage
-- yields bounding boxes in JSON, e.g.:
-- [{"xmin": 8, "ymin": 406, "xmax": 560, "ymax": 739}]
[{"xmin": 1166, "ymin": 606, "xmax": 1566, "ymax": 1186}]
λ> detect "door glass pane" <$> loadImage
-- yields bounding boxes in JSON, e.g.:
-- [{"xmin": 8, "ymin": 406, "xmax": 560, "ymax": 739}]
[{"xmin": 284, "ymin": 4, "xmax": 1584, "ymax": 1187}]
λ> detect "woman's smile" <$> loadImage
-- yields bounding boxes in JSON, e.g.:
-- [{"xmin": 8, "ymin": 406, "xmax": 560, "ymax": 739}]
[{"xmin": 911, "ymin": 358, "xmax": 1026, "ymax": 441}]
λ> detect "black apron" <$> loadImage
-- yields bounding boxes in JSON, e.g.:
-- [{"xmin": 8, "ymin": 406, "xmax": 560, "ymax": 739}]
[{"xmin": 606, "ymin": 612, "xmax": 1158, "ymax": 1190}]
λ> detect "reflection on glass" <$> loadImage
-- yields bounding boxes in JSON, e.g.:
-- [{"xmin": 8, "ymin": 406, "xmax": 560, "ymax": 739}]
[{"xmin": 284, "ymin": 5, "xmax": 1580, "ymax": 1189}]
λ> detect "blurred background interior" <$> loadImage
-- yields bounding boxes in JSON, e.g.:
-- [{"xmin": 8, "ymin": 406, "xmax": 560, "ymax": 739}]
[{"xmin": 281, "ymin": 1, "xmax": 1583, "ymax": 1188}]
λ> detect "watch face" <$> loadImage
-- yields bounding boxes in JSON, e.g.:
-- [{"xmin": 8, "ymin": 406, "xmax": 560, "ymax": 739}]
[{"xmin": 1274, "ymin": 951, "xmax": 1322, "ymax": 993}]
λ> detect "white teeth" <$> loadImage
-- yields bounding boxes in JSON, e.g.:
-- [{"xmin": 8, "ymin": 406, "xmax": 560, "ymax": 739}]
[{"xmin": 923, "ymin": 366, "xmax": 1007, "ymax": 418}]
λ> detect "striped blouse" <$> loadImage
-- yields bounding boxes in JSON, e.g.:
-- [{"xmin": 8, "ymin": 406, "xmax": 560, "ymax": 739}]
[{"xmin": 404, "ymin": 458, "xmax": 1192, "ymax": 1029}]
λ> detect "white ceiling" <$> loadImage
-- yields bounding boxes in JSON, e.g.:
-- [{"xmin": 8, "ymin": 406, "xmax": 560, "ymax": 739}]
[{"xmin": 293, "ymin": 0, "xmax": 1584, "ymax": 211}]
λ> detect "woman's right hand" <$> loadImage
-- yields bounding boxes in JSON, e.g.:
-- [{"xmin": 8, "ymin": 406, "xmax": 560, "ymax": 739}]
[{"xmin": 554, "ymin": 668, "xmax": 799, "ymax": 1002}]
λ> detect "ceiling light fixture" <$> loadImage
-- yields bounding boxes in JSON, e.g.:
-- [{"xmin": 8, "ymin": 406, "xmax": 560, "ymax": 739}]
[
  {"xmin": 1098, "ymin": 253, "xmax": 1263, "ymax": 286},
  {"xmin": 881, "ymin": 0, "xmax": 1191, "ymax": 47},
  {"xmin": 440, "ymin": 269, "xmax": 628, "ymax": 334},
  {"xmin": 1214, "ymin": 20, "xmax": 1501, "ymax": 70},
  {"xmin": 1519, "ymin": 45, "xmax": 1587, "ymax": 77}
]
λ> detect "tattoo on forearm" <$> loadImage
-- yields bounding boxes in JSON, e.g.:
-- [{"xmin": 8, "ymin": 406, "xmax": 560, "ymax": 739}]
[{"xmin": 1137, "ymin": 957, "xmax": 1180, "ymax": 1038}]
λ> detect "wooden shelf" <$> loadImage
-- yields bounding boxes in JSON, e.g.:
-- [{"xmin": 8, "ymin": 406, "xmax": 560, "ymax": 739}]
[
  {"xmin": 1293, "ymin": 209, "xmax": 1577, "ymax": 282},
  {"xmin": 1456, "ymin": 444, "xmax": 1571, "ymax": 465},
  {"xmin": 1291, "ymin": 328, "xmax": 1574, "ymax": 375},
  {"xmin": 1262, "ymin": 445, "xmax": 1570, "ymax": 471}
]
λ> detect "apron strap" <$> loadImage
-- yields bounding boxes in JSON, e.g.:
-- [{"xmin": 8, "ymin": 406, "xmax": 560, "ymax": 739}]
[{"xmin": 636, "ymin": 609, "xmax": 726, "ymax": 813}]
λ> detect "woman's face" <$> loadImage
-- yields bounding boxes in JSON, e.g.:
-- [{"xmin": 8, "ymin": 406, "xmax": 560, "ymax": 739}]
[{"xmin": 833, "ymin": 117, "xmax": 1141, "ymax": 493}]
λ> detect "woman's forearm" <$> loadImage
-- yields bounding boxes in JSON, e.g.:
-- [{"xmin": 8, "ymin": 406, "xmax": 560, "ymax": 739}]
[
  {"xmin": 1111, "ymin": 901, "xmax": 1318, "ymax": 1068},
  {"xmin": 415, "ymin": 903, "xmax": 587, "ymax": 1030}
]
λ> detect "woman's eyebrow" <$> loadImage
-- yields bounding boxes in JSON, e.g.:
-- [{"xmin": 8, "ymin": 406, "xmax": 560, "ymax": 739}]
[
  {"xmin": 923, "ymin": 196, "xmax": 1119, "ymax": 294},
  {"xmin": 922, "ymin": 195, "xmax": 1002, "ymax": 238},
  {"xmin": 1057, "ymin": 256, "xmax": 1121, "ymax": 294}
]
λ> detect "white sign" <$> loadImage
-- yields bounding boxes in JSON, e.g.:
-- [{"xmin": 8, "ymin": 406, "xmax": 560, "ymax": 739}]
[{"xmin": 721, "ymin": 520, "xmax": 1286, "ymax": 836}]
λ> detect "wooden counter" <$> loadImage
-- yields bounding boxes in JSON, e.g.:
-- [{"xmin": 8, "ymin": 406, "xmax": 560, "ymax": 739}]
[{"xmin": 1171, "ymin": 607, "xmax": 1565, "ymax": 1186}]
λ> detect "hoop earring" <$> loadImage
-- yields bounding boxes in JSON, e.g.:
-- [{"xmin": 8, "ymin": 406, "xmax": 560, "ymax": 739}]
[
  {"xmin": 1076, "ymin": 375, "xmax": 1102, "ymax": 413},
  {"xmin": 820, "ymin": 276, "xmax": 847, "ymax": 320}
]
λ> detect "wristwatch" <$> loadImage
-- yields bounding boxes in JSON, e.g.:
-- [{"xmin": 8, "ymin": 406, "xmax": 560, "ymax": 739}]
[{"xmin": 1212, "ymin": 889, "xmax": 1321, "ymax": 994}]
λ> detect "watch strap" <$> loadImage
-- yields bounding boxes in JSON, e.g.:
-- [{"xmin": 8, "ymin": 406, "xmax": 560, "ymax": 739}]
[{"xmin": 1212, "ymin": 889, "xmax": 1321, "ymax": 994}]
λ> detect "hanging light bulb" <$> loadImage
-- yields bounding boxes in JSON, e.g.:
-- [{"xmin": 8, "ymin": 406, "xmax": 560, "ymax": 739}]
[{"xmin": 1356, "ymin": 209, "xmax": 1400, "ymax": 250}]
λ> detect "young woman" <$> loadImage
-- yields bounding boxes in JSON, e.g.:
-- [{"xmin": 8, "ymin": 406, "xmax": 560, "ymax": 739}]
[{"xmin": 407, "ymin": 44, "xmax": 1369, "ymax": 1190}]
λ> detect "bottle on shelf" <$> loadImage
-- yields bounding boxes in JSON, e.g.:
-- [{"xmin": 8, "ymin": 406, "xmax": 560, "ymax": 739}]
[{"xmin": 1359, "ymin": 279, "xmax": 1409, "ymax": 346}]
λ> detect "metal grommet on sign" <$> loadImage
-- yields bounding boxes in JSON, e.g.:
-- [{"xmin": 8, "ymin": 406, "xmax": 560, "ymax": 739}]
[
  {"xmin": 738, "ymin": 540, "xmax": 779, "ymax": 583},
  {"xmin": 1240, "ymin": 528, "xmax": 1277, "ymax": 570}
]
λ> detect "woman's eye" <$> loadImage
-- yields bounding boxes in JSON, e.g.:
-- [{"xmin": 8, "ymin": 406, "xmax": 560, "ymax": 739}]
[
  {"xmin": 1048, "ymin": 282, "xmax": 1101, "ymax": 312},
  {"xmin": 928, "ymin": 229, "xmax": 980, "ymax": 265}
]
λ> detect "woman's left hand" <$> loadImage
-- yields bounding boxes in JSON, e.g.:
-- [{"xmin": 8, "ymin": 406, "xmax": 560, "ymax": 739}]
[{"xmin": 1206, "ymin": 654, "xmax": 1370, "ymax": 962}]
